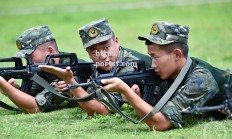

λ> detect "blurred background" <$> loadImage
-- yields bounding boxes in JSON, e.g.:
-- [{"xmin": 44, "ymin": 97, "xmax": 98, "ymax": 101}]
[{"xmin": 0, "ymin": 0, "xmax": 231, "ymax": 70}]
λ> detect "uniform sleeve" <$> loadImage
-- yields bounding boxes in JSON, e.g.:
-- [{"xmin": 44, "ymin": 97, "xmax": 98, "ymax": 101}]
[
  {"xmin": 27, "ymin": 81, "xmax": 44, "ymax": 97},
  {"xmin": 35, "ymin": 89, "xmax": 54, "ymax": 112},
  {"xmin": 35, "ymin": 88, "xmax": 67, "ymax": 112},
  {"xmin": 160, "ymin": 66, "xmax": 219, "ymax": 128},
  {"xmin": 35, "ymin": 80, "xmax": 72, "ymax": 112}
]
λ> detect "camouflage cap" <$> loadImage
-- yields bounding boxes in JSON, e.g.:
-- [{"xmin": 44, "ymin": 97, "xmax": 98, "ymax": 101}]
[
  {"xmin": 79, "ymin": 18, "xmax": 114, "ymax": 49},
  {"xmin": 14, "ymin": 26, "xmax": 55, "ymax": 58},
  {"xmin": 138, "ymin": 21, "xmax": 189, "ymax": 45}
]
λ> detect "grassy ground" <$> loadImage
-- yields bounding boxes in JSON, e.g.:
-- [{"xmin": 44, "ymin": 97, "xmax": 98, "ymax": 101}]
[{"xmin": 0, "ymin": 0, "xmax": 232, "ymax": 138}]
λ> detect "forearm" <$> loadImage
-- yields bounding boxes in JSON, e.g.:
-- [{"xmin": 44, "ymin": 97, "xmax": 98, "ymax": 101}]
[
  {"xmin": 70, "ymin": 86, "xmax": 110, "ymax": 115},
  {"xmin": 122, "ymin": 86, "xmax": 173, "ymax": 131},
  {"xmin": 66, "ymin": 78, "xmax": 110, "ymax": 115},
  {"xmin": 0, "ymin": 78, "xmax": 40, "ymax": 113}
]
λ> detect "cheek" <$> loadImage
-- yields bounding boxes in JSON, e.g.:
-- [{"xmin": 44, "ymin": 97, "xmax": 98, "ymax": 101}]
[
  {"xmin": 31, "ymin": 51, "xmax": 46, "ymax": 63},
  {"xmin": 163, "ymin": 59, "xmax": 176, "ymax": 77},
  {"xmin": 110, "ymin": 54, "xmax": 118, "ymax": 62},
  {"xmin": 32, "ymin": 57, "xmax": 44, "ymax": 63},
  {"xmin": 109, "ymin": 48, "xmax": 119, "ymax": 61},
  {"xmin": 157, "ymin": 57, "xmax": 173, "ymax": 77}
]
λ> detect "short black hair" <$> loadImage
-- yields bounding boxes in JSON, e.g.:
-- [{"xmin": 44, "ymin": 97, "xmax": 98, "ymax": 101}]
[
  {"xmin": 50, "ymin": 39, "xmax": 59, "ymax": 52},
  {"xmin": 145, "ymin": 40, "xmax": 188, "ymax": 58}
]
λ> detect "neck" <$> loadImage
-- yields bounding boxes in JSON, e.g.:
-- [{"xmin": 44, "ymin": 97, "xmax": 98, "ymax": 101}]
[{"xmin": 171, "ymin": 57, "xmax": 187, "ymax": 80}]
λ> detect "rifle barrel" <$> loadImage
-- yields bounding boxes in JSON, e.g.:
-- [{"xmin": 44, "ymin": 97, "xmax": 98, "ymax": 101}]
[{"xmin": 196, "ymin": 105, "xmax": 224, "ymax": 113}]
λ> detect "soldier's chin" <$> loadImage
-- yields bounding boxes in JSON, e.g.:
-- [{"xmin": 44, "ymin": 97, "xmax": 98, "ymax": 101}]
[
  {"xmin": 100, "ymin": 65, "xmax": 112, "ymax": 72},
  {"xmin": 160, "ymin": 75, "xmax": 169, "ymax": 80}
]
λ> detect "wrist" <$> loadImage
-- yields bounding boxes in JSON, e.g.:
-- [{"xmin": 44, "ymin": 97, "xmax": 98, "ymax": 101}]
[
  {"xmin": 120, "ymin": 84, "xmax": 131, "ymax": 95},
  {"xmin": 65, "ymin": 77, "xmax": 76, "ymax": 84}
]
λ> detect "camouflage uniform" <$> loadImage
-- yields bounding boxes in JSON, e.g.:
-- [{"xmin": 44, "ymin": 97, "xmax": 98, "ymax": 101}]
[
  {"xmin": 33, "ymin": 53, "xmax": 83, "ymax": 112},
  {"xmin": 79, "ymin": 18, "xmax": 151, "ymax": 110},
  {"xmin": 138, "ymin": 21, "xmax": 232, "ymax": 128},
  {"xmin": 89, "ymin": 47, "xmax": 139, "ymax": 108},
  {"xmin": 14, "ymin": 26, "xmax": 82, "ymax": 112}
]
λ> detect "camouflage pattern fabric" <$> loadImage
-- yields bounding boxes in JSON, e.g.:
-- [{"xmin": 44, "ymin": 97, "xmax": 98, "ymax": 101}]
[
  {"xmin": 34, "ymin": 52, "xmax": 79, "ymax": 112},
  {"xmin": 138, "ymin": 21, "xmax": 189, "ymax": 45},
  {"xmin": 154, "ymin": 57, "xmax": 232, "ymax": 128},
  {"xmin": 160, "ymin": 66, "xmax": 218, "ymax": 128},
  {"xmin": 14, "ymin": 26, "xmax": 55, "ymax": 58},
  {"xmin": 87, "ymin": 47, "xmax": 139, "ymax": 110},
  {"xmin": 79, "ymin": 18, "xmax": 114, "ymax": 49}
]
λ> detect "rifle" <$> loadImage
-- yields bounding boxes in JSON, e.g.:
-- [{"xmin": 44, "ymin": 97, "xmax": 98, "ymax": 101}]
[
  {"xmin": 0, "ymin": 53, "xmax": 94, "ymax": 111},
  {"xmin": 196, "ymin": 84, "xmax": 232, "ymax": 119},
  {"xmin": 66, "ymin": 60, "xmax": 160, "ymax": 123},
  {"xmin": 0, "ymin": 53, "xmax": 93, "ymax": 93},
  {"xmin": 68, "ymin": 60, "xmax": 159, "ymax": 94}
]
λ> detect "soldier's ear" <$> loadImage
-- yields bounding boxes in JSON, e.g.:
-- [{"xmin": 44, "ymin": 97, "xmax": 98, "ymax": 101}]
[
  {"xmin": 48, "ymin": 46, "xmax": 55, "ymax": 54},
  {"xmin": 114, "ymin": 36, "xmax": 118, "ymax": 42},
  {"xmin": 173, "ymin": 48, "xmax": 182, "ymax": 60}
]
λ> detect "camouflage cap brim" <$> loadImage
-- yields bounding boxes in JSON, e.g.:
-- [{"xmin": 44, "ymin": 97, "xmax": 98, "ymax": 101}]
[
  {"xmin": 83, "ymin": 32, "xmax": 113, "ymax": 49},
  {"xmin": 13, "ymin": 49, "xmax": 34, "ymax": 58},
  {"xmin": 138, "ymin": 35, "xmax": 174, "ymax": 45}
]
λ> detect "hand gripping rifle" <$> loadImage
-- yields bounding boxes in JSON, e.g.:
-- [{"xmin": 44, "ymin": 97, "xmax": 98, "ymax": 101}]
[
  {"xmin": 67, "ymin": 60, "xmax": 160, "ymax": 123},
  {"xmin": 65, "ymin": 57, "xmax": 192, "ymax": 124},
  {"xmin": 0, "ymin": 53, "xmax": 93, "ymax": 93},
  {"xmin": 0, "ymin": 53, "xmax": 93, "ymax": 111},
  {"xmin": 196, "ymin": 84, "xmax": 232, "ymax": 119},
  {"xmin": 68, "ymin": 60, "xmax": 159, "ymax": 96}
]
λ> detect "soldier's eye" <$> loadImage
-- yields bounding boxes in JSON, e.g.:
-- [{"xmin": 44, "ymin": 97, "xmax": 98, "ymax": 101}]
[{"xmin": 105, "ymin": 46, "xmax": 110, "ymax": 49}]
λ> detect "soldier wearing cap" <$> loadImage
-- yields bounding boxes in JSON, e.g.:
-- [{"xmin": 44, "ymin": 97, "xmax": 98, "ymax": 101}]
[
  {"xmin": 39, "ymin": 18, "xmax": 152, "ymax": 116},
  {"xmin": 0, "ymin": 26, "xmax": 80, "ymax": 113},
  {"xmin": 101, "ymin": 21, "xmax": 232, "ymax": 131}
]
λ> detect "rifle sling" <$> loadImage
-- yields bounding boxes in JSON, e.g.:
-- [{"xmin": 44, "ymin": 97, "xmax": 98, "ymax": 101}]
[
  {"xmin": 31, "ymin": 57, "xmax": 191, "ymax": 124},
  {"xmin": 96, "ymin": 88, "xmax": 140, "ymax": 124},
  {"xmin": 138, "ymin": 57, "xmax": 192, "ymax": 122},
  {"xmin": 31, "ymin": 74, "xmax": 140, "ymax": 123},
  {"xmin": 31, "ymin": 74, "xmax": 96, "ymax": 102},
  {"xmin": 98, "ymin": 57, "xmax": 192, "ymax": 124},
  {"xmin": 0, "ymin": 100, "xmax": 21, "ymax": 112}
]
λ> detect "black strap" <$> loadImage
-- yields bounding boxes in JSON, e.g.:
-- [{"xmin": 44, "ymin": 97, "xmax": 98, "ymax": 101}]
[
  {"xmin": 31, "ymin": 74, "xmax": 140, "ymax": 123},
  {"xmin": 0, "ymin": 100, "xmax": 21, "ymax": 112},
  {"xmin": 31, "ymin": 74, "xmax": 97, "ymax": 102},
  {"xmin": 31, "ymin": 57, "xmax": 192, "ymax": 124},
  {"xmin": 96, "ymin": 88, "xmax": 140, "ymax": 123}
]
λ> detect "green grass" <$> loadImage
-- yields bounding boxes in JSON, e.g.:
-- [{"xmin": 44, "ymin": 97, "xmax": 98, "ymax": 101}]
[
  {"xmin": 0, "ymin": 0, "xmax": 232, "ymax": 138},
  {"xmin": 1, "ymin": 106, "xmax": 232, "ymax": 139}
]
